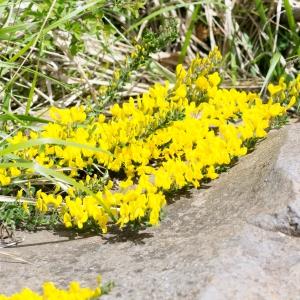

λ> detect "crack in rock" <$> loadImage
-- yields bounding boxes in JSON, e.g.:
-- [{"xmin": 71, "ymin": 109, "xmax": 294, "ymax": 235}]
[{"xmin": 249, "ymin": 202, "xmax": 300, "ymax": 237}]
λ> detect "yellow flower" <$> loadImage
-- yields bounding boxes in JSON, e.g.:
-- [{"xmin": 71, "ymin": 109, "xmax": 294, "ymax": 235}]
[
  {"xmin": 22, "ymin": 202, "xmax": 30, "ymax": 214},
  {"xmin": 7, "ymin": 131, "xmax": 28, "ymax": 144},
  {"xmin": 268, "ymin": 83, "xmax": 282, "ymax": 96},
  {"xmin": 154, "ymin": 170, "xmax": 172, "ymax": 190},
  {"xmin": 208, "ymin": 72, "xmax": 221, "ymax": 87},
  {"xmin": 195, "ymin": 75, "xmax": 210, "ymax": 91},
  {"xmin": 269, "ymin": 103, "xmax": 284, "ymax": 116},
  {"xmin": 173, "ymin": 84, "xmax": 187, "ymax": 100},
  {"xmin": 119, "ymin": 178, "xmax": 134, "ymax": 189},
  {"xmin": 206, "ymin": 165, "xmax": 218, "ymax": 180},
  {"xmin": 286, "ymin": 96, "xmax": 296, "ymax": 110},
  {"xmin": 0, "ymin": 174, "xmax": 11, "ymax": 186},
  {"xmin": 176, "ymin": 64, "xmax": 187, "ymax": 81},
  {"xmin": 9, "ymin": 167, "xmax": 21, "ymax": 177},
  {"xmin": 0, "ymin": 279, "xmax": 103, "ymax": 299},
  {"xmin": 3, "ymin": 48, "xmax": 290, "ymax": 235},
  {"xmin": 63, "ymin": 212, "xmax": 72, "ymax": 228},
  {"xmin": 16, "ymin": 189, "xmax": 23, "ymax": 200}
]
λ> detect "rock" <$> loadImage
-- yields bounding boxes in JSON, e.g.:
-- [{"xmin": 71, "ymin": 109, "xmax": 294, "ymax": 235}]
[
  {"xmin": 272, "ymin": 0, "xmax": 300, "ymax": 21},
  {"xmin": 291, "ymin": 0, "xmax": 300, "ymax": 21},
  {"xmin": 1, "ymin": 122, "xmax": 300, "ymax": 300}
]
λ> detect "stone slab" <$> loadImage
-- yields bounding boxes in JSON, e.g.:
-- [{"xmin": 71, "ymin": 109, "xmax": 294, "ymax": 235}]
[{"xmin": 1, "ymin": 122, "xmax": 300, "ymax": 299}]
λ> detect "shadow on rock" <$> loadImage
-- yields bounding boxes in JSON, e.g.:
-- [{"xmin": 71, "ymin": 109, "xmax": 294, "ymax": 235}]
[
  {"xmin": 165, "ymin": 187, "xmax": 194, "ymax": 204},
  {"xmin": 101, "ymin": 226, "xmax": 153, "ymax": 245}
]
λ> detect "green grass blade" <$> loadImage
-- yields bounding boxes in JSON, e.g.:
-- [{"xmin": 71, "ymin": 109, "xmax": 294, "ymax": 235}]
[
  {"xmin": 26, "ymin": 64, "xmax": 39, "ymax": 115},
  {"xmin": 0, "ymin": 22, "xmax": 38, "ymax": 40},
  {"xmin": 8, "ymin": 38, "xmax": 35, "ymax": 63},
  {"xmin": 283, "ymin": 0, "xmax": 300, "ymax": 55},
  {"xmin": 0, "ymin": 113, "xmax": 49, "ymax": 124},
  {"xmin": 260, "ymin": 52, "xmax": 281, "ymax": 95},
  {"xmin": 255, "ymin": 0, "xmax": 274, "ymax": 48},
  {"xmin": 0, "ymin": 138, "xmax": 112, "ymax": 156},
  {"xmin": 0, "ymin": 160, "xmax": 116, "ymax": 222},
  {"xmin": 179, "ymin": 4, "xmax": 201, "ymax": 64},
  {"xmin": 2, "ymin": 84, "xmax": 11, "ymax": 112},
  {"xmin": 0, "ymin": 61, "xmax": 71, "ymax": 89},
  {"xmin": 0, "ymin": 110, "xmax": 26, "ymax": 126},
  {"xmin": 284, "ymin": 0, "xmax": 297, "ymax": 33},
  {"xmin": 128, "ymin": 1, "xmax": 221, "ymax": 32},
  {"xmin": 230, "ymin": 48, "xmax": 238, "ymax": 83},
  {"xmin": 34, "ymin": 163, "xmax": 116, "ymax": 222},
  {"xmin": 43, "ymin": 0, "xmax": 106, "ymax": 34},
  {"xmin": 0, "ymin": 162, "xmax": 33, "ymax": 169}
]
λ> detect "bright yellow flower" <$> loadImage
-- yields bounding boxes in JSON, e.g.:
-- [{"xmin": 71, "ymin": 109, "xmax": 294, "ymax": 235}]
[
  {"xmin": 268, "ymin": 83, "xmax": 282, "ymax": 96},
  {"xmin": 173, "ymin": 84, "xmax": 187, "ymax": 100},
  {"xmin": 4, "ymin": 48, "xmax": 291, "ymax": 234},
  {"xmin": 195, "ymin": 75, "xmax": 210, "ymax": 90},
  {"xmin": 208, "ymin": 72, "xmax": 221, "ymax": 87},
  {"xmin": 9, "ymin": 167, "xmax": 21, "ymax": 177},
  {"xmin": 16, "ymin": 189, "xmax": 23, "ymax": 200}
]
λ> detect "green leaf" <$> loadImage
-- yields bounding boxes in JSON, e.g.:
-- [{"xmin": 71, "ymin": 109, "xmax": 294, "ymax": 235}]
[
  {"xmin": 283, "ymin": 0, "xmax": 300, "ymax": 55},
  {"xmin": 26, "ymin": 64, "xmax": 39, "ymax": 115},
  {"xmin": 255, "ymin": 0, "xmax": 274, "ymax": 49},
  {"xmin": 260, "ymin": 52, "xmax": 282, "ymax": 95},
  {"xmin": 128, "ymin": 1, "xmax": 219, "ymax": 32},
  {"xmin": 0, "ymin": 22, "xmax": 38, "ymax": 41},
  {"xmin": 33, "ymin": 163, "xmax": 116, "ymax": 222},
  {"xmin": 0, "ymin": 138, "xmax": 112, "ymax": 157},
  {"xmin": 179, "ymin": 4, "xmax": 201, "ymax": 64},
  {"xmin": 0, "ymin": 113, "xmax": 49, "ymax": 124},
  {"xmin": 0, "ymin": 160, "xmax": 116, "ymax": 222},
  {"xmin": 43, "ymin": 0, "xmax": 106, "ymax": 34}
]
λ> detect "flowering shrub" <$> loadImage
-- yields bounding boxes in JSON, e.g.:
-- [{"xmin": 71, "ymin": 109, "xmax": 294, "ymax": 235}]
[
  {"xmin": 0, "ymin": 48, "xmax": 299, "ymax": 233},
  {"xmin": 0, "ymin": 280, "xmax": 102, "ymax": 300}
]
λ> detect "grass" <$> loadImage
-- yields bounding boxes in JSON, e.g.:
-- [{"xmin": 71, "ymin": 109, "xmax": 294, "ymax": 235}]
[{"xmin": 0, "ymin": 1, "xmax": 299, "ymax": 117}]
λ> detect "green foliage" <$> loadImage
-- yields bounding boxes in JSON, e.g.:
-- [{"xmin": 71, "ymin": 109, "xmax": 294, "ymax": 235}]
[
  {"xmin": 112, "ymin": 0, "xmax": 145, "ymax": 18},
  {"xmin": 99, "ymin": 18, "xmax": 178, "ymax": 107},
  {"xmin": 270, "ymin": 114, "xmax": 289, "ymax": 129},
  {"xmin": 101, "ymin": 281, "xmax": 115, "ymax": 295},
  {"xmin": 283, "ymin": 0, "xmax": 300, "ymax": 56},
  {"xmin": 0, "ymin": 201, "xmax": 59, "ymax": 231},
  {"xmin": 0, "ymin": 0, "xmax": 180, "ymax": 117},
  {"xmin": 0, "ymin": 0, "xmax": 299, "ymax": 237},
  {"xmin": 179, "ymin": 4, "xmax": 201, "ymax": 64}
]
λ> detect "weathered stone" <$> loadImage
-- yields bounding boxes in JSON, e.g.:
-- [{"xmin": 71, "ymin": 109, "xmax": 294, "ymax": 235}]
[{"xmin": 1, "ymin": 122, "xmax": 300, "ymax": 299}]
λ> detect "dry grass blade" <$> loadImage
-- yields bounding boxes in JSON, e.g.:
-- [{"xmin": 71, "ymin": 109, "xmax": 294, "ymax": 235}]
[
  {"xmin": 224, "ymin": 0, "xmax": 234, "ymax": 52},
  {"xmin": 273, "ymin": 0, "xmax": 283, "ymax": 53},
  {"xmin": 0, "ymin": 195, "xmax": 35, "ymax": 204},
  {"xmin": 0, "ymin": 251, "xmax": 31, "ymax": 264},
  {"xmin": 204, "ymin": 3, "xmax": 216, "ymax": 49},
  {"xmin": 1, "ymin": 0, "xmax": 299, "ymax": 118}
]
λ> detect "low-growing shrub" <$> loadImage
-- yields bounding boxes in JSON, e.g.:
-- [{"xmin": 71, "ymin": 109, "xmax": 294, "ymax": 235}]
[
  {"xmin": 0, "ymin": 48, "xmax": 299, "ymax": 233},
  {"xmin": 0, "ymin": 276, "xmax": 109, "ymax": 300}
]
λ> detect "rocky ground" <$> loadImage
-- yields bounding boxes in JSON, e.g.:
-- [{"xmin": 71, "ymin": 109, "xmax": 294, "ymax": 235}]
[{"xmin": 1, "ymin": 122, "xmax": 300, "ymax": 299}]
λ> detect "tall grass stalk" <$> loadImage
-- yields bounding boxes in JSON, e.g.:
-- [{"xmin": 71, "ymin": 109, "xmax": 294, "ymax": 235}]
[
  {"xmin": 179, "ymin": 4, "xmax": 201, "ymax": 63},
  {"xmin": 283, "ymin": 0, "xmax": 300, "ymax": 55}
]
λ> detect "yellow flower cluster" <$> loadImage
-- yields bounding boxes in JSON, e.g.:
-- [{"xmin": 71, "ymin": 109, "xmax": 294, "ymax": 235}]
[
  {"xmin": 268, "ymin": 74, "xmax": 300, "ymax": 109},
  {"xmin": 3, "ymin": 48, "xmax": 299, "ymax": 233},
  {"xmin": 0, "ymin": 281, "xmax": 101, "ymax": 300},
  {"xmin": 0, "ymin": 167, "xmax": 21, "ymax": 185}
]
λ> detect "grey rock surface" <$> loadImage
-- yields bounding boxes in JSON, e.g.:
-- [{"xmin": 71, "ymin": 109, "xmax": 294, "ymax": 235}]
[{"xmin": 1, "ymin": 122, "xmax": 300, "ymax": 299}]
